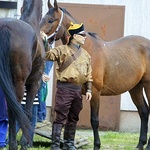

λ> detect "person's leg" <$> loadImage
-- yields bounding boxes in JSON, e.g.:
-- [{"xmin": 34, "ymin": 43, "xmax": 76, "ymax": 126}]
[
  {"xmin": 51, "ymin": 87, "xmax": 74, "ymax": 150},
  {"xmin": 37, "ymin": 101, "xmax": 46, "ymax": 122},
  {"xmin": 0, "ymin": 88, "xmax": 8, "ymax": 149},
  {"xmin": 37, "ymin": 83, "xmax": 47, "ymax": 122},
  {"xmin": 63, "ymin": 90, "xmax": 83, "ymax": 150},
  {"xmin": 62, "ymin": 125, "xmax": 77, "ymax": 150},
  {"xmin": 29, "ymin": 104, "xmax": 38, "ymax": 147},
  {"xmin": 0, "ymin": 120, "xmax": 8, "ymax": 149},
  {"xmin": 51, "ymin": 123, "xmax": 63, "ymax": 150},
  {"xmin": 41, "ymin": 101, "xmax": 46, "ymax": 120}
]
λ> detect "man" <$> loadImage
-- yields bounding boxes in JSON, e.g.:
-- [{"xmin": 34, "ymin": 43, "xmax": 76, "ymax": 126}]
[{"xmin": 42, "ymin": 22, "xmax": 93, "ymax": 150}]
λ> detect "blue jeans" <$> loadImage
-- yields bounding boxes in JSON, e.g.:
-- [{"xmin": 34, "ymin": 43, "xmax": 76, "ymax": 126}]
[
  {"xmin": 37, "ymin": 101, "xmax": 46, "ymax": 122},
  {"xmin": 0, "ymin": 119, "xmax": 8, "ymax": 148},
  {"xmin": 37, "ymin": 83, "xmax": 47, "ymax": 122},
  {"xmin": 0, "ymin": 87, "xmax": 8, "ymax": 148}
]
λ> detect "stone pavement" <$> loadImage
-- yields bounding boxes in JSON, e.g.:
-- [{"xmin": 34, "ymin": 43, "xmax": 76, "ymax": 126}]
[{"xmin": 35, "ymin": 120, "xmax": 89, "ymax": 149}]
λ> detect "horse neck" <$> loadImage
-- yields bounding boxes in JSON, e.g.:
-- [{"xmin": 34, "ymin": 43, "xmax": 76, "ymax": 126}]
[
  {"xmin": 60, "ymin": 12, "xmax": 76, "ymax": 44},
  {"xmin": 83, "ymin": 33, "xmax": 105, "ymax": 55},
  {"xmin": 20, "ymin": 0, "xmax": 42, "ymax": 29}
]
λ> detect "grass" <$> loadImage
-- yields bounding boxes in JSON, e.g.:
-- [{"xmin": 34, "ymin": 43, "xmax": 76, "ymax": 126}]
[
  {"xmin": 9, "ymin": 129, "xmax": 141, "ymax": 150},
  {"xmin": 86, "ymin": 131, "xmax": 139, "ymax": 150},
  {"xmin": 75, "ymin": 130, "xmax": 140, "ymax": 150}
]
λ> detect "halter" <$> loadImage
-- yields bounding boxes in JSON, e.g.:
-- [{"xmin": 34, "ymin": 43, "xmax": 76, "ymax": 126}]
[{"xmin": 47, "ymin": 10, "xmax": 64, "ymax": 45}]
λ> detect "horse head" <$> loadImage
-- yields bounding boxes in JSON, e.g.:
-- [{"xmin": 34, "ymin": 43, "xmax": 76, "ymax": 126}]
[{"xmin": 40, "ymin": 0, "xmax": 72, "ymax": 45}]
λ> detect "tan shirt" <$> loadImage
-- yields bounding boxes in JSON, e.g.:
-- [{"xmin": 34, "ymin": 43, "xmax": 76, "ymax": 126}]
[{"xmin": 46, "ymin": 44, "xmax": 93, "ymax": 85}]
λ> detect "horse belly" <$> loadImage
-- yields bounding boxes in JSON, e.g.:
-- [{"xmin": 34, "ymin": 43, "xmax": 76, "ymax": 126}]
[
  {"xmin": 101, "ymin": 68, "xmax": 144, "ymax": 96},
  {"xmin": 101, "ymin": 84, "xmax": 132, "ymax": 96}
]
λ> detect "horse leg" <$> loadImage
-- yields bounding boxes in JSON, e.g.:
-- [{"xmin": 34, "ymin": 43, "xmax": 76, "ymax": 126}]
[
  {"xmin": 19, "ymin": 83, "xmax": 40, "ymax": 149},
  {"xmin": 90, "ymin": 89, "xmax": 101, "ymax": 150},
  {"xmin": 129, "ymin": 84, "xmax": 149, "ymax": 150},
  {"xmin": 8, "ymin": 109, "xmax": 18, "ymax": 150},
  {"xmin": 142, "ymin": 81, "xmax": 150, "ymax": 150},
  {"xmin": 14, "ymin": 74, "xmax": 29, "ymax": 150}
]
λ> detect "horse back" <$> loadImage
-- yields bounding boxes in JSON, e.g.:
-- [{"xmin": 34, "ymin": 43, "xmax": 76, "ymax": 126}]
[{"xmin": 86, "ymin": 35, "xmax": 150, "ymax": 95}]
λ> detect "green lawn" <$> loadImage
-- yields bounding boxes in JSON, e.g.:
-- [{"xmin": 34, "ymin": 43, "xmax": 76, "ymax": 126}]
[
  {"xmin": 11, "ymin": 130, "xmax": 141, "ymax": 150},
  {"xmin": 84, "ymin": 131, "xmax": 139, "ymax": 150}
]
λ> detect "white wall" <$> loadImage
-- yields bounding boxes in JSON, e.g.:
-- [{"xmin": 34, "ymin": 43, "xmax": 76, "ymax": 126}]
[{"xmin": 0, "ymin": 0, "xmax": 17, "ymax": 18}]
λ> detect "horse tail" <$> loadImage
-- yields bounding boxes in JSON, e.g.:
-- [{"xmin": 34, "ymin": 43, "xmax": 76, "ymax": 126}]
[{"xmin": 0, "ymin": 27, "xmax": 31, "ymax": 142}]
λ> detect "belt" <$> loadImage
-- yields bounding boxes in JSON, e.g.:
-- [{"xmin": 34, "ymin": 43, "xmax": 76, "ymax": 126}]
[{"xmin": 57, "ymin": 81, "xmax": 82, "ymax": 91}]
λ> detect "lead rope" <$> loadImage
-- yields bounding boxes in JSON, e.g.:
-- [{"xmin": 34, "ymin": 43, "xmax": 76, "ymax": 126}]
[{"xmin": 47, "ymin": 10, "xmax": 64, "ymax": 45}]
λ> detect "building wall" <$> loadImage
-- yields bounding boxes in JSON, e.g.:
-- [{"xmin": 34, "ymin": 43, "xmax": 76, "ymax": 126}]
[
  {"xmin": 15, "ymin": 0, "xmax": 150, "ymax": 131},
  {"xmin": 52, "ymin": 0, "xmax": 150, "ymax": 112},
  {"xmin": 57, "ymin": 0, "xmax": 150, "ymax": 37},
  {"xmin": 17, "ymin": 0, "xmax": 147, "ymax": 112},
  {"xmin": 12, "ymin": 0, "xmax": 150, "ymax": 111},
  {"xmin": 0, "ymin": 0, "xmax": 17, "ymax": 18},
  {"xmin": 52, "ymin": 0, "xmax": 150, "ymax": 132}
]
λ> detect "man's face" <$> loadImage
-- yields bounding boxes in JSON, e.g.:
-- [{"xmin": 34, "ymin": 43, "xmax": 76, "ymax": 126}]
[{"xmin": 73, "ymin": 32, "xmax": 86, "ymax": 45}]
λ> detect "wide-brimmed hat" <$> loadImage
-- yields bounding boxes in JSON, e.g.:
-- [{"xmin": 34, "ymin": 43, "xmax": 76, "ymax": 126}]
[{"xmin": 67, "ymin": 22, "xmax": 84, "ymax": 36}]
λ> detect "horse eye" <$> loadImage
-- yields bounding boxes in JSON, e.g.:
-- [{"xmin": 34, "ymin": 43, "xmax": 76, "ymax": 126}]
[
  {"xmin": 48, "ymin": 18, "xmax": 59, "ymax": 24},
  {"xmin": 48, "ymin": 19, "xmax": 54, "ymax": 24}
]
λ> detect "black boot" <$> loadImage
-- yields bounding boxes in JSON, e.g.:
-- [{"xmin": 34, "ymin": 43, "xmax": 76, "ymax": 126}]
[
  {"xmin": 51, "ymin": 123, "xmax": 63, "ymax": 150},
  {"xmin": 62, "ymin": 125, "xmax": 76, "ymax": 150}
]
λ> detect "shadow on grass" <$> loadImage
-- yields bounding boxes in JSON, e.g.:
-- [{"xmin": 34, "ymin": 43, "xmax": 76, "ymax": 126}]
[
  {"xmin": 33, "ymin": 141, "xmax": 64, "ymax": 148},
  {"xmin": 33, "ymin": 141, "xmax": 50, "ymax": 148}
]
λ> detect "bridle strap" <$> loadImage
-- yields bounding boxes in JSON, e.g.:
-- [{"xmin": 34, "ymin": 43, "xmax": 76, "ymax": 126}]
[{"xmin": 47, "ymin": 10, "xmax": 64, "ymax": 41}]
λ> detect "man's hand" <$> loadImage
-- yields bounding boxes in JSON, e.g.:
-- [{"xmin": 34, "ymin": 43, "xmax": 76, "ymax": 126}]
[
  {"xmin": 85, "ymin": 92, "xmax": 92, "ymax": 102},
  {"xmin": 42, "ymin": 73, "xmax": 50, "ymax": 83},
  {"xmin": 40, "ymin": 31, "xmax": 47, "ymax": 41}
]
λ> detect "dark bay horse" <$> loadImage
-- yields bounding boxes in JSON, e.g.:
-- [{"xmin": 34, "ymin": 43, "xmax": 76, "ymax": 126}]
[
  {"xmin": 0, "ymin": 0, "xmax": 45, "ymax": 149},
  {"xmin": 40, "ymin": 0, "xmax": 150, "ymax": 150}
]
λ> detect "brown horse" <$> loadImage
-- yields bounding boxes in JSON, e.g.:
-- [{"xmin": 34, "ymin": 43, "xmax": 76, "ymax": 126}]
[
  {"xmin": 0, "ymin": 0, "xmax": 45, "ymax": 150},
  {"xmin": 40, "ymin": 0, "xmax": 150, "ymax": 150}
]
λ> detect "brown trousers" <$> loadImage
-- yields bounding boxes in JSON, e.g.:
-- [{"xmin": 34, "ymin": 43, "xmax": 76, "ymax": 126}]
[{"xmin": 53, "ymin": 82, "xmax": 83, "ymax": 126}]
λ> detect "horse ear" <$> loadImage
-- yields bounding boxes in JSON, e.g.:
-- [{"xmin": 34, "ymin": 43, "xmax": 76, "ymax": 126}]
[
  {"xmin": 47, "ymin": 0, "xmax": 53, "ymax": 9},
  {"xmin": 20, "ymin": 7, "xmax": 23, "ymax": 14},
  {"xmin": 54, "ymin": 0, "xmax": 59, "ymax": 11}
]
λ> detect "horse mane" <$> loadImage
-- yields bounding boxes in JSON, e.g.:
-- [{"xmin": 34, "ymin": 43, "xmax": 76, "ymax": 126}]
[
  {"xmin": 20, "ymin": 0, "xmax": 42, "ymax": 23},
  {"xmin": 59, "ymin": 7, "xmax": 77, "ymax": 23},
  {"xmin": 20, "ymin": 0, "xmax": 34, "ymax": 20},
  {"xmin": 88, "ymin": 32, "xmax": 100, "ymax": 39}
]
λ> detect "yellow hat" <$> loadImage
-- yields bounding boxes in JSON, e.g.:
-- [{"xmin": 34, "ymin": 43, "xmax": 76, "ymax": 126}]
[{"xmin": 67, "ymin": 22, "xmax": 84, "ymax": 36}]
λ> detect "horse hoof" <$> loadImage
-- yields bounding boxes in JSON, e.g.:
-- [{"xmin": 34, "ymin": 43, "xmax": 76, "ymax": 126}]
[
  {"xmin": 20, "ymin": 148, "xmax": 27, "ymax": 150},
  {"xmin": 20, "ymin": 146, "xmax": 29, "ymax": 150},
  {"xmin": 135, "ymin": 147, "xmax": 144, "ymax": 150},
  {"xmin": 93, "ymin": 146, "xmax": 100, "ymax": 150}
]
